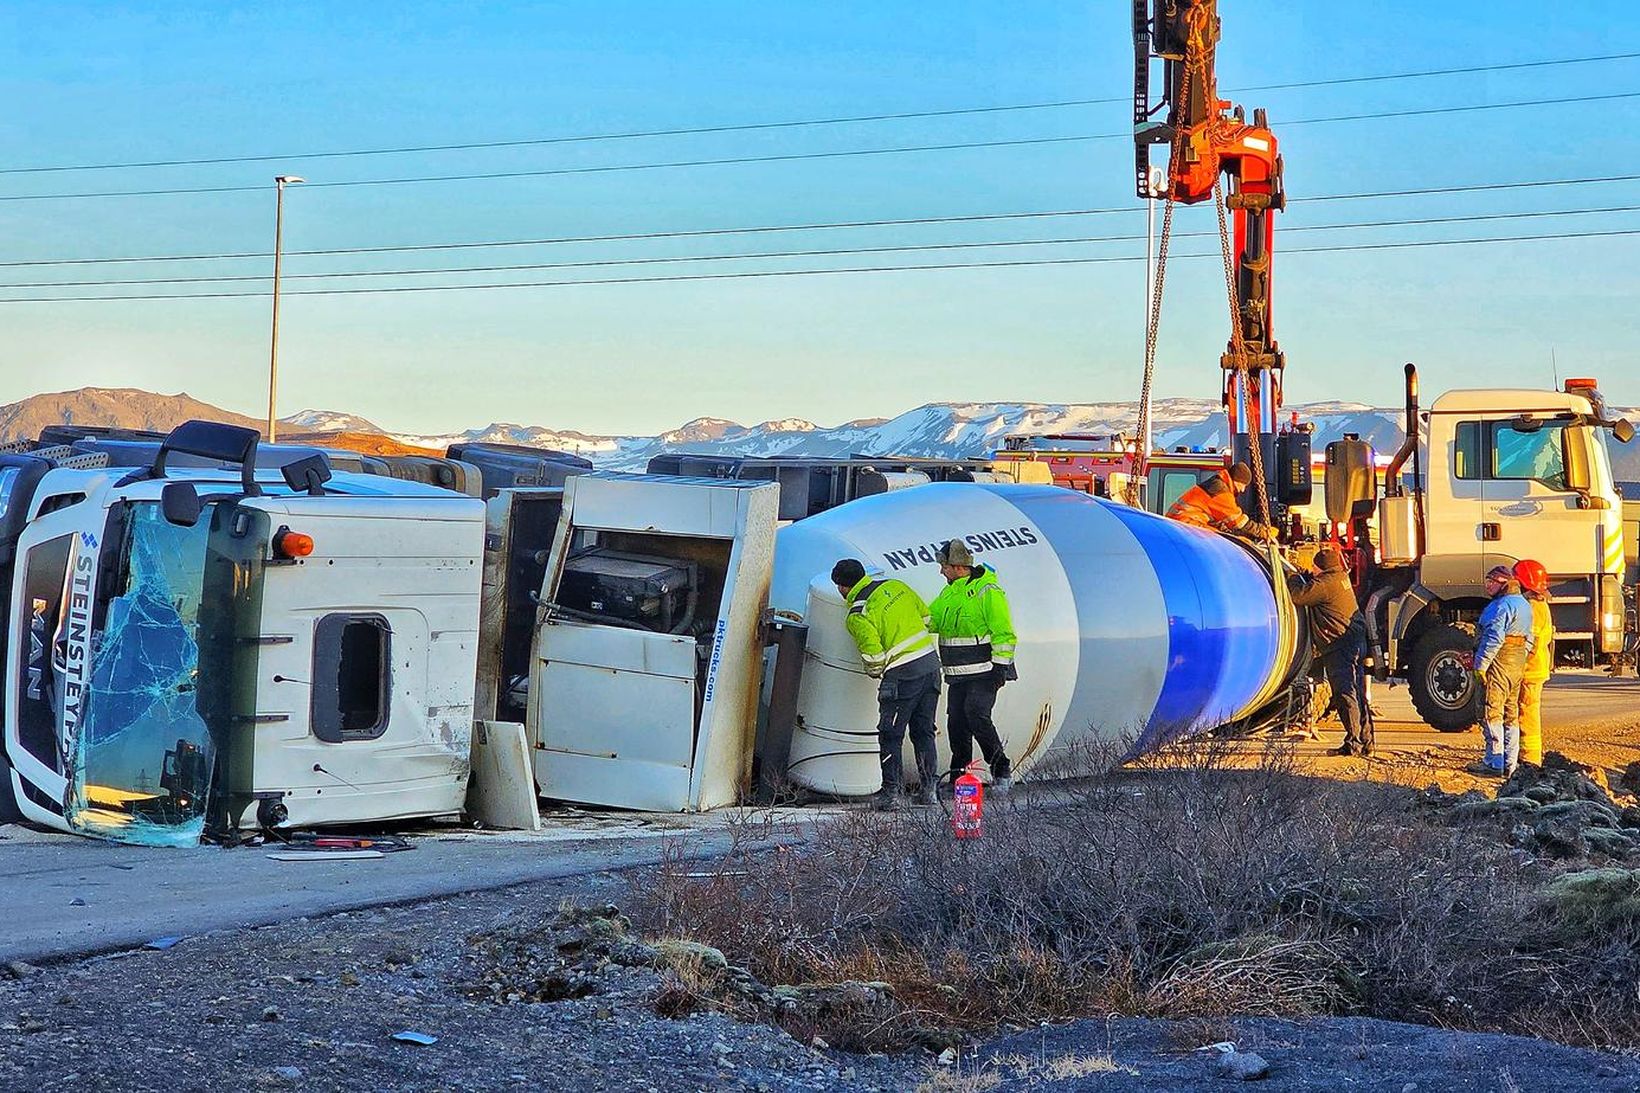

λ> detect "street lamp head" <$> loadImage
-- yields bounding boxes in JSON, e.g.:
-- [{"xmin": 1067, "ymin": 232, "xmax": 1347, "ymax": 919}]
[{"xmin": 275, "ymin": 175, "xmax": 306, "ymax": 185}]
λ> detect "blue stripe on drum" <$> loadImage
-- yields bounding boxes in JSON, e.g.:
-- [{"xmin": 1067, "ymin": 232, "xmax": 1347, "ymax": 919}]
[{"xmin": 1102, "ymin": 504, "xmax": 1282, "ymax": 749}]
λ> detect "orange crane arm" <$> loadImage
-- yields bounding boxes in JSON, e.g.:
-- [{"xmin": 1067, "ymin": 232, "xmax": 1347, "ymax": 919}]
[{"xmin": 1133, "ymin": 0, "xmax": 1287, "ymax": 439}]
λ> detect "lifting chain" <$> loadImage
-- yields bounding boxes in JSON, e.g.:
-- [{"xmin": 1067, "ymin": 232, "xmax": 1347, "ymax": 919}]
[
  {"xmin": 1127, "ymin": 195, "xmax": 1176, "ymax": 508},
  {"xmin": 1125, "ymin": 28, "xmax": 1199, "ymax": 510}
]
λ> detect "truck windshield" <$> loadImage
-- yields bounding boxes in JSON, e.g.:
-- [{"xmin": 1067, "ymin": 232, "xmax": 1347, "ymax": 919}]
[
  {"xmin": 1491, "ymin": 420, "xmax": 1568, "ymax": 489},
  {"xmin": 66, "ymin": 502, "xmax": 216, "ymax": 846}
]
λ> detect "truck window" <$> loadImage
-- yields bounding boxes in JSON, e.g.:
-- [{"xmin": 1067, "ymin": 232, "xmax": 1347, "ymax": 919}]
[
  {"xmin": 1157, "ymin": 471, "xmax": 1201, "ymax": 513},
  {"xmin": 1454, "ymin": 421, "xmax": 1482, "ymax": 480},
  {"xmin": 1490, "ymin": 421, "xmax": 1567, "ymax": 490},
  {"xmin": 72, "ymin": 504, "xmax": 215, "ymax": 846},
  {"xmin": 311, "ymin": 613, "xmax": 391, "ymax": 742}
]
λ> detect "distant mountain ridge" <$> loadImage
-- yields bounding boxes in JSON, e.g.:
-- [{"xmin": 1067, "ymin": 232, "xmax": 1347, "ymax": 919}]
[{"xmin": 3, "ymin": 387, "xmax": 1636, "ymax": 481}]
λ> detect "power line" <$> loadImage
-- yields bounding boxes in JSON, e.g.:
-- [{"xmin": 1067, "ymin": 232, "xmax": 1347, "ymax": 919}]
[
  {"xmin": 1, "ymin": 226, "xmax": 1633, "ymax": 304},
  {"xmin": 5, "ymin": 171, "xmax": 1640, "ymax": 270},
  {"xmin": 7, "ymin": 204, "xmax": 1638, "ymax": 290},
  {"xmin": 6, "ymin": 90, "xmax": 1639, "ymax": 204},
  {"xmin": 1301, "ymin": 173, "xmax": 1640, "ymax": 202},
  {"xmin": 6, "ymin": 50, "xmax": 1637, "ymax": 177},
  {"xmin": 0, "ymin": 134, "xmax": 1103, "ymax": 202}
]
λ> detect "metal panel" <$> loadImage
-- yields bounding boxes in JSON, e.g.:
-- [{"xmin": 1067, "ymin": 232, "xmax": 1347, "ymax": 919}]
[
  {"xmin": 532, "ymin": 626, "xmax": 699, "ymax": 811},
  {"xmin": 686, "ymin": 483, "xmax": 779, "ymax": 810},
  {"xmin": 538, "ymin": 619, "xmax": 696, "ymax": 677},
  {"xmin": 563, "ymin": 472, "xmax": 764, "ymax": 539}
]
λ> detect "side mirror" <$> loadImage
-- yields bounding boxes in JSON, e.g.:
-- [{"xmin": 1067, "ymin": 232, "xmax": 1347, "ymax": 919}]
[
  {"xmin": 280, "ymin": 454, "xmax": 332, "ymax": 496},
  {"xmin": 1615, "ymin": 419, "xmax": 1636, "ymax": 444},
  {"xmin": 161, "ymin": 482, "xmax": 203, "ymax": 527}
]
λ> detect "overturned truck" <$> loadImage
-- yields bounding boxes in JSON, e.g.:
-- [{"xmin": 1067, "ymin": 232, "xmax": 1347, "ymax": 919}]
[{"xmin": 0, "ymin": 421, "xmax": 484, "ymax": 846}]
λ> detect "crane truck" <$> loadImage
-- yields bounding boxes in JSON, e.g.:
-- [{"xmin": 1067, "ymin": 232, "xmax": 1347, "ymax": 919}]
[{"xmin": 1133, "ymin": 0, "xmax": 1634, "ymax": 729}]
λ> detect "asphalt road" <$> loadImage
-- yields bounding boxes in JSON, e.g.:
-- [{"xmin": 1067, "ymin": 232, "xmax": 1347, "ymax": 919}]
[{"xmin": 0, "ymin": 810, "xmax": 813, "ymax": 966}]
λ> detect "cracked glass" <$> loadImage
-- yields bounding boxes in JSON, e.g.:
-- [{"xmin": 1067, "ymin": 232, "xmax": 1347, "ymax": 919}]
[{"xmin": 66, "ymin": 503, "xmax": 215, "ymax": 847}]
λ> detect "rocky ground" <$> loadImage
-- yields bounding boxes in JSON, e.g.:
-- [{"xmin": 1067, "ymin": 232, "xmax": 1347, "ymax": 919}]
[{"xmin": 2, "ymin": 861, "xmax": 1639, "ymax": 1093}]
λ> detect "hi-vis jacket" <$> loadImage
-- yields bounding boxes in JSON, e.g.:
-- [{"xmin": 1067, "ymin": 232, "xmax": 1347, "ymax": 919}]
[
  {"xmin": 844, "ymin": 574, "xmax": 938, "ymax": 678},
  {"xmin": 928, "ymin": 564, "xmax": 1017, "ymax": 679},
  {"xmin": 1166, "ymin": 469, "xmax": 1253, "ymax": 533}
]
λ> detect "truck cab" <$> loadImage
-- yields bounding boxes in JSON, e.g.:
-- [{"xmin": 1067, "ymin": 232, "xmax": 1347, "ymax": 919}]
[
  {"xmin": 1350, "ymin": 372, "xmax": 1632, "ymax": 730},
  {"xmin": 0, "ymin": 421, "xmax": 484, "ymax": 845}
]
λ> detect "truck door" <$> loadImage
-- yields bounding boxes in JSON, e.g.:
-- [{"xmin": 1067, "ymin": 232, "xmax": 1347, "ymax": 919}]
[
  {"xmin": 528, "ymin": 474, "xmax": 780, "ymax": 812},
  {"xmin": 1419, "ymin": 417, "xmax": 1486, "ymax": 592}
]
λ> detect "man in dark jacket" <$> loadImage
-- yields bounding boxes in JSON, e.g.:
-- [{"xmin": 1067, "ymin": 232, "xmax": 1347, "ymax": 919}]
[{"xmin": 1289, "ymin": 545, "xmax": 1371, "ymax": 756}]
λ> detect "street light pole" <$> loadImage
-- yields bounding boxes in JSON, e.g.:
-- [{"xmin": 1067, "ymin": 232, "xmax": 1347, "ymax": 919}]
[{"xmin": 267, "ymin": 175, "xmax": 305, "ymax": 443}]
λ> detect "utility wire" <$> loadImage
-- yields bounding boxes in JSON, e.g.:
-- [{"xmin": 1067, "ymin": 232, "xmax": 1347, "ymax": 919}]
[
  {"xmin": 7, "ymin": 204, "xmax": 1638, "ymax": 290},
  {"xmin": 5, "ymin": 91, "xmax": 1639, "ymax": 204},
  {"xmin": 2, "ymin": 226, "xmax": 1634, "ymax": 304},
  {"xmin": 5, "ymin": 171, "xmax": 1640, "ymax": 270},
  {"xmin": 5, "ymin": 50, "xmax": 1637, "ymax": 176}
]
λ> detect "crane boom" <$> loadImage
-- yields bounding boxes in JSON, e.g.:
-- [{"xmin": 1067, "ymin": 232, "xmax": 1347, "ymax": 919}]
[{"xmin": 1133, "ymin": 0, "xmax": 1287, "ymax": 444}]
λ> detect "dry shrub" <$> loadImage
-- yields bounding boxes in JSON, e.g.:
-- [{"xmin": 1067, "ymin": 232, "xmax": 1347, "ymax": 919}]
[
  {"xmin": 632, "ymin": 739, "xmax": 1640, "ymax": 1050},
  {"xmin": 1142, "ymin": 936, "xmax": 1346, "ymax": 1017}
]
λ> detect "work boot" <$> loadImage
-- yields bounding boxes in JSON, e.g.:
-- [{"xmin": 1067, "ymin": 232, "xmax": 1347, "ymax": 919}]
[
  {"xmin": 991, "ymin": 775, "xmax": 1012, "ymax": 795},
  {"xmin": 871, "ymin": 790, "xmax": 903, "ymax": 812},
  {"xmin": 1329, "ymin": 745, "xmax": 1357, "ymax": 757},
  {"xmin": 1463, "ymin": 761, "xmax": 1504, "ymax": 778},
  {"xmin": 915, "ymin": 783, "xmax": 937, "ymax": 807}
]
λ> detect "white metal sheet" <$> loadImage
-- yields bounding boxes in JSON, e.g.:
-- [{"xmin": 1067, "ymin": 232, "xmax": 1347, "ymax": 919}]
[
  {"xmin": 536, "ymin": 660, "xmax": 696, "ymax": 768},
  {"xmin": 466, "ymin": 720, "xmax": 542, "ymax": 831}
]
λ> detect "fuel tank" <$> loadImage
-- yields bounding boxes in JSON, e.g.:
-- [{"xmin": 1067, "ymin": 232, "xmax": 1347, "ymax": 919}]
[{"xmin": 771, "ymin": 483, "xmax": 1305, "ymax": 795}]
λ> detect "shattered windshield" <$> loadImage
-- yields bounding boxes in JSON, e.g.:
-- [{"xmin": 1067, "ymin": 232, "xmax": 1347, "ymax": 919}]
[{"xmin": 66, "ymin": 503, "xmax": 215, "ymax": 846}]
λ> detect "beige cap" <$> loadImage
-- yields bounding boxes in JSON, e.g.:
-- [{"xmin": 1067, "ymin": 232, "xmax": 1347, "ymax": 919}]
[{"xmin": 936, "ymin": 539, "xmax": 974, "ymax": 567}]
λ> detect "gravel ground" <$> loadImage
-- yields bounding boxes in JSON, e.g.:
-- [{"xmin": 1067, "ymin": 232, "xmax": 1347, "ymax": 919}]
[
  {"xmin": 2, "ymin": 867, "xmax": 1639, "ymax": 1093},
  {"xmin": 945, "ymin": 1016, "xmax": 1640, "ymax": 1090}
]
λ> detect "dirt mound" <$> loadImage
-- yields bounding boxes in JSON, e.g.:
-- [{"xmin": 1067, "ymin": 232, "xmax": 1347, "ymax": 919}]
[{"xmin": 280, "ymin": 430, "xmax": 441, "ymax": 457}]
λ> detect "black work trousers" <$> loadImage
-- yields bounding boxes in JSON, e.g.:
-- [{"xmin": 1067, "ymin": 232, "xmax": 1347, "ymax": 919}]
[
  {"xmin": 877, "ymin": 670, "xmax": 940, "ymax": 794},
  {"xmin": 1320, "ymin": 628, "xmax": 1370, "ymax": 754},
  {"xmin": 946, "ymin": 675, "xmax": 1010, "ymax": 780}
]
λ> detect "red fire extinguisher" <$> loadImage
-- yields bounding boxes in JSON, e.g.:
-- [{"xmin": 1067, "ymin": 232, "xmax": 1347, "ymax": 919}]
[{"xmin": 952, "ymin": 761, "xmax": 985, "ymax": 839}]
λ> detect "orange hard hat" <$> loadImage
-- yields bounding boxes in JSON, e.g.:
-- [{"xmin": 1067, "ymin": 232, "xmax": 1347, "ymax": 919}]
[{"xmin": 1512, "ymin": 559, "xmax": 1549, "ymax": 595}]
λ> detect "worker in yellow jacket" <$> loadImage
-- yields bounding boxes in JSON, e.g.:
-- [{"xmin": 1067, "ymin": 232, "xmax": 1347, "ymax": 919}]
[
  {"xmin": 1513, "ymin": 558, "xmax": 1555, "ymax": 766},
  {"xmin": 832, "ymin": 558, "xmax": 942, "ymax": 808}
]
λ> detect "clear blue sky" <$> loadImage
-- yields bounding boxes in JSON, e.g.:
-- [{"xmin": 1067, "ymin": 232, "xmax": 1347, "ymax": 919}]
[{"xmin": 1, "ymin": 1, "xmax": 1637, "ymax": 435}]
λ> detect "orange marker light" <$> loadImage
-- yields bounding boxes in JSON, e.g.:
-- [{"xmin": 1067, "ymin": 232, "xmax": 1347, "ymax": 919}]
[{"xmin": 273, "ymin": 529, "xmax": 315, "ymax": 559}]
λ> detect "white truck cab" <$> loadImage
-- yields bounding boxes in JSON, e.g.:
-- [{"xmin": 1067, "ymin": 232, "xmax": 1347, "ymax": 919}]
[
  {"xmin": 1338, "ymin": 370, "xmax": 1632, "ymax": 730},
  {"xmin": 0, "ymin": 421, "xmax": 484, "ymax": 845}
]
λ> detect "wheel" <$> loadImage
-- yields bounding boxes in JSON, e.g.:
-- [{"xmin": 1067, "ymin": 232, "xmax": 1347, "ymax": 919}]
[{"xmin": 1408, "ymin": 621, "xmax": 1480, "ymax": 733}]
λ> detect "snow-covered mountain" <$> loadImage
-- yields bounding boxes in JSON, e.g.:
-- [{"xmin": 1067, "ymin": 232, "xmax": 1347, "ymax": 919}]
[
  {"xmin": 379, "ymin": 399, "xmax": 1422, "ymax": 473},
  {"xmin": 7, "ymin": 389, "xmax": 1637, "ymax": 483},
  {"xmin": 280, "ymin": 408, "xmax": 384, "ymax": 433}
]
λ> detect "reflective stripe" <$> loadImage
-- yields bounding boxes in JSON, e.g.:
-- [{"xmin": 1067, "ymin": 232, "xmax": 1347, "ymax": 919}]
[
  {"xmin": 884, "ymin": 632, "xmax": 933, "ymax": 660},
  {"xmin": 940, "ymin": 635, "xmax": 987, "ymax": 647},
  {"xmin": 944, "ymin": 661, "xmax": 993, "ymax": 677}
]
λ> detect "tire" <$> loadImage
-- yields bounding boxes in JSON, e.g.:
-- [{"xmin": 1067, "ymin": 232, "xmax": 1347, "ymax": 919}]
[{"xmin": 1408, "ymin": 620, "xmax": 1481, "ymax": 733}]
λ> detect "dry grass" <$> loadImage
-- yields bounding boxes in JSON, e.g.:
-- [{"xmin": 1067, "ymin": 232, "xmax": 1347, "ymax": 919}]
[{"xmin": 632, "ymin": 738, "xmax": 1640, "ymax": 1051}]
